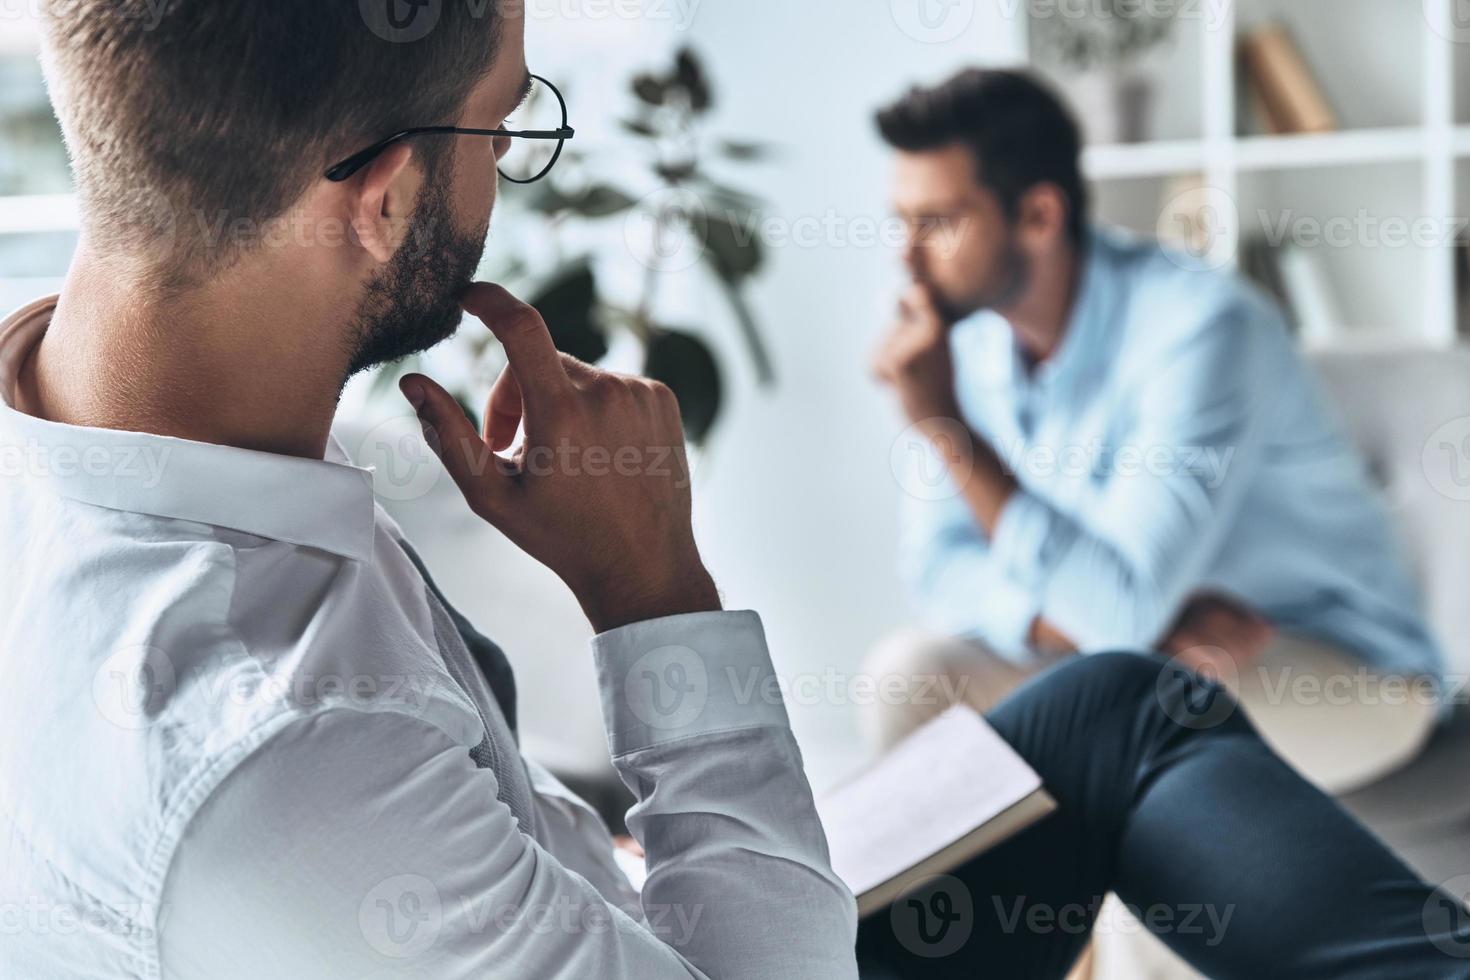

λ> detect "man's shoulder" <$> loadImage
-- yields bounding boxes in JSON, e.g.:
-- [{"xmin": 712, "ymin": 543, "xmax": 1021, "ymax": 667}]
[
  {"xmin": 1096, "ymin": 226, "xmax": 1290, "ymax": 365},
  {"xmin": 0, "ymin": 509, "xmax": 484, "ymax": 932},
  {"xmin": 1100, "ymin": 227, "xmax": 1263, "ymax": 314},
  {"xmin": 125, "ymin": 518, "xmax": 490, "ymax": 775}
]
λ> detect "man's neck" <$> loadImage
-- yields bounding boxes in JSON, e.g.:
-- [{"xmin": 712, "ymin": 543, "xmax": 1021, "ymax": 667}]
[
  {"xmin": 998, "ymin": 239, "xmax": 1082, "ymax": 367},
  {"xmin": 17, "ymin": 241, "xmax": 351, "ymax": 459}
]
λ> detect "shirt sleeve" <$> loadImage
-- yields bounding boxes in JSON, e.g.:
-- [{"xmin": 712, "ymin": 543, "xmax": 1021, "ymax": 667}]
[
  {"xmin": 897, "ymin": 479, "xmax": 1042, "ymax": 658},
  {"xmin": 987, "ymin": 300, "xmax": 1279, "ymax": 650},
  {"xmin": 158, "ymin": 611, "xmax": 858, "ymax": 980}
]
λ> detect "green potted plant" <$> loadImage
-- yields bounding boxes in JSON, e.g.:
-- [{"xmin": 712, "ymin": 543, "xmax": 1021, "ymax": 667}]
[{"xmin": 1028, "ymin": 0, "xmax": 1178, "ymax": 144}]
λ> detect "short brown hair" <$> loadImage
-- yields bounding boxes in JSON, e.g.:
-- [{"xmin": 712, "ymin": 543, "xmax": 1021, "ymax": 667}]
[
  {"xmin": 877, "ymin": 69, "xmax": 1089, "ymax": 245},
  {"xmin": 41, "ymin": 1, "xmax": 501, "ymax": 287}
]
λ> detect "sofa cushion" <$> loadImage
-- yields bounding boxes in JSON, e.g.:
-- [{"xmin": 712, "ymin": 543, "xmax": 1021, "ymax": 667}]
[{"xmin": 1338, "ymin": 705, "xmax": 1470, "ymax": 837}]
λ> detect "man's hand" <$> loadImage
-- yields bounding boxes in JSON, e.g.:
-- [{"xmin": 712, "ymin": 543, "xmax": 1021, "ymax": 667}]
[
  {"xmin": 875, "ymin": 280, "xmax": 1018, "ymax": 532},
  {"xmin": 1029, "ymin": 617, "xmax": 1078, "ymax": 656},
  {"xmin": 1162, "ymin": 593, "xmax": 1275, "ymax": 676},
  {"xmin": 872, "ymin": 281, "xmax": 961, "ymax": 426},
  {"xmin": 400, "ymin": 282, "xmax": 720, "ymax": 634}
]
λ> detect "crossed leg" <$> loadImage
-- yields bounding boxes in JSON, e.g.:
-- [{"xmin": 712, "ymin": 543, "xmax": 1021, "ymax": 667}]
[{"xmin": 855, "ymin": 652, "xmax": 1470, "ymax": 978}]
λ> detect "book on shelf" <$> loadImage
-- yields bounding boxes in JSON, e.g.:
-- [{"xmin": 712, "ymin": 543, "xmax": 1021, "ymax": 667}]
[
  {"xmin": 1239, "ymin": 23, "xmax": 1338, "ymax": 135},
  {"xmin": 1277, "ymin": 242, "xmax": 1342, "ymax": 346},
  {"xmin": 1241, "ymin": 236, "xmax": 1343, "ymax": 346},
  {"xmin": 815, "ymin": 706, "xmax": 1056, "ymax": 918}
]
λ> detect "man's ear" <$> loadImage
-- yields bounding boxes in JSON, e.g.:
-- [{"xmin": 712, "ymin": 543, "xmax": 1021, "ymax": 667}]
[
  {"xmin": 347, "ymin": 142, "xmax": 419, "ymax": 265},
  {"xmin": 1017, "ymin": 183, "xmax": 1069, "ymax": 249}
]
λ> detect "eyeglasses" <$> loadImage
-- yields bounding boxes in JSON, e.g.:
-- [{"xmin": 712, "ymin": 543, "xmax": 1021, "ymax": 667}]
[{"xmin": 323, "ymin": 73, "xmax": 574, "ymax": 185}]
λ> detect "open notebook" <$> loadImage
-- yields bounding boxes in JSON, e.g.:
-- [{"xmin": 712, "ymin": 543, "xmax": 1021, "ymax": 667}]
[{"xmin": 816, "ymin": 706, "xmax": 1056, "ymax": 917}]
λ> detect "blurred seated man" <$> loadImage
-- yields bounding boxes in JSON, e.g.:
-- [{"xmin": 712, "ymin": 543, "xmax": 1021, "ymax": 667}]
[{"xmin": 866, "ymin": 69, "xmax": 1444, "ymax": 795}]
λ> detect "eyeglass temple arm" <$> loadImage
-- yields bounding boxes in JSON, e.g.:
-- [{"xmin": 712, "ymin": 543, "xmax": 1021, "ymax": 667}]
[
  {"xmin": 323, "ymin": 130, "xmax": 438, "ymax": 182},
  {"xmin": 324, "ymin": 125, "xmax": 575, "ymax": 182}
]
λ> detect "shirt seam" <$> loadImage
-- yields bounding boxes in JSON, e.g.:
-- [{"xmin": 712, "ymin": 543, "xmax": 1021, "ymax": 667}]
[
  {"xmin": 137, "ymin": 696, "xmax": 482, "ymax": 979},
  {"xmin": 0, "ymin": 796, "xmax": 147, "ymax": 959},
  {"xmin": 136, "ymin": 709, "xmax": 306, "ymax": 980}
]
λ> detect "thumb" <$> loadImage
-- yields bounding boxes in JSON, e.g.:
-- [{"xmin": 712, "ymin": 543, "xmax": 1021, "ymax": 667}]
[{"xmin": 400, "ymin": 373, "xmax": 505, "ymax": 509}]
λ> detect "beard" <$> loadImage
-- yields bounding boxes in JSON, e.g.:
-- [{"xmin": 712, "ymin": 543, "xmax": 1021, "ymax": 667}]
[
  {"xmin": 947, "ymin": 233, "xmax": 1031, "ymax": 323},
  {"xmin": 343, "ymin": 163, "xmax": 488, "ymax": 379}
]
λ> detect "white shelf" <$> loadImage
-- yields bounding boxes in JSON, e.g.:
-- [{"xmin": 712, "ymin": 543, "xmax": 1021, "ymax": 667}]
[
  {"xmin": 1298, "ymin": 331, "xmax": 1453, "ymax": 355},
  {"xmin": 1084, "ymin": 129, "xmax": 1435, "ymax": 182},
  {"xmin": 1234, "ymin": 128, "xmax": 1428, "ymax": 172},
  {"xmin": 1053, "ymin": 0, "xmax": 1465, "ymax": 348}
]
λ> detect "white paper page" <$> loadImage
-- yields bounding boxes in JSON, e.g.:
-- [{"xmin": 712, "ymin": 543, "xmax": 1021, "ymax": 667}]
[{"xmin": 815, "ymin": 706, "xmax": 1043, "ymax": 897}]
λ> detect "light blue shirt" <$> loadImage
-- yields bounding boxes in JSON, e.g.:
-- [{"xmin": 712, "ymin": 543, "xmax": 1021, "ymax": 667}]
[{"xmin": 900, "ymin": 227, "xmax": 1443, "ymax": 680}]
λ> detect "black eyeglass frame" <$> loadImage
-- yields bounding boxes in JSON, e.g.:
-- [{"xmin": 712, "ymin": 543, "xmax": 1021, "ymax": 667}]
[{"xmin": 323, "ymin": 73, "xmax": 574, "ymax": 184}]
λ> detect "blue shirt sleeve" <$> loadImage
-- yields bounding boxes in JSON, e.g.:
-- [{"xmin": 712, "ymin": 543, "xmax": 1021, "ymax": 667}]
[{"xmin": 897, "ymin": 447, "xmax": 1043, "ymax": 658}]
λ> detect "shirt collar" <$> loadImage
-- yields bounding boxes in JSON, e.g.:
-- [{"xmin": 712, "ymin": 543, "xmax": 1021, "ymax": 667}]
[
  {"xmin": 954, "ymin": 227, "xmax": 1119, "ymax": 394},
  {"xmin": 1036, "ymin": 229, "xmax": 1111, "ymax": 388},
  {"xmin": 0, "ymin": 294, "xmax": 376, "ymax": 562}
]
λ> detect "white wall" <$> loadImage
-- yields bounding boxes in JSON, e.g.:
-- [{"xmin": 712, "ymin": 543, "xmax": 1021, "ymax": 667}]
[{"xmin": 585, "ymin": 0, "xmax": 1022, "ymax": 784}]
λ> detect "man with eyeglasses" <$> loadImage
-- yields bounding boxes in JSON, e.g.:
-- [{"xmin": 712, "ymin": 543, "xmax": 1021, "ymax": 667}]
[{"xmin": 1, "ymin": 4, "xmax": 1466, "ymax": 979}]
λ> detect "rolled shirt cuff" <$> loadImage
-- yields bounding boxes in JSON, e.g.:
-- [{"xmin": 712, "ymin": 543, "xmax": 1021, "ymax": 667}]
[{"xmin": 592, "ymin": 610, "xmax": 791, "ymax": 758}]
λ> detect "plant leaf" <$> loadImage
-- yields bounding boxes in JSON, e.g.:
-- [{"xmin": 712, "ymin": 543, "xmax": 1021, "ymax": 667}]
[
  {"xmin": 527, "ymin": 261, "xmax": 609, "ymax": 364},
  {"xmin": 631, "ymin": 73, "xmax": 668, "ymax": 106},
  {"xmin": 454, "ymin": 394, "xmax": 482, "ymax": 434},
  {"xmin": 716, "ymin": 139, "xmax": 771, "ymax": 160},
  {"xmin": 654, "ymin": 162, "xmax": 699, "ymax": 184},
  {"xmin": 644, "ymin": 328, "xmax": 723, "ymax": 443},
  {"xmin": 674, "ymin": 48, "xmax": 712, "ymax": 112},
  {"xmin": 565, "ymin": 184, "xmax": 639, "ymax": 218},
  {"xmin": 674, "ymin": 48, "xmax": 705, "ymax": 92},
  {"xmin": 519, "ymin": 180, "xmax": 573, "ymax": 215},
  {"xmin": 620, "ymin": 118, "xmax": 658, "ymax": 137},
  {"xmin": 699, "ymin": 209, "xmax": 763, "ymax": 279}
]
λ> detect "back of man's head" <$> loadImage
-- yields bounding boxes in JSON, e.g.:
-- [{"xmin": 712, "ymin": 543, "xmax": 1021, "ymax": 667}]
[
  {"xmin": 876, "ymin": 68, "xmax": 1088, "ymax": 245},
  {"xmin": 39, "ymin": 1, "xmax": 500, "ymax": 289}
]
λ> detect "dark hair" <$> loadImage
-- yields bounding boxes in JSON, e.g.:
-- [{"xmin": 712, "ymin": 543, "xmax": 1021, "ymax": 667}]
[
  {"xmin": 41, "ymin": 1, "xmax": 502, "ymax": 285},
  {"xmin": 876, "ymin": 69, "xmax": 1088, "ymax": 244}
]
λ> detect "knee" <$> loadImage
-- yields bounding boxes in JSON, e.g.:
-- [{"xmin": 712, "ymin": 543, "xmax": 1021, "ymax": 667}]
[
  {"xmin": 1047, "ymin": 650, "xmax": 1165, "ymax": 696},
  {"xmin": 1034, "ymin": 650, "xmax": 1247, "ymax": 737}
]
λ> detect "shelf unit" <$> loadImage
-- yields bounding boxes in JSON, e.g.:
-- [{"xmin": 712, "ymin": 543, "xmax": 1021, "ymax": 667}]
[{"xmin": 1022, "ymin": 0, "xmax": 1466, "ymax": 348}]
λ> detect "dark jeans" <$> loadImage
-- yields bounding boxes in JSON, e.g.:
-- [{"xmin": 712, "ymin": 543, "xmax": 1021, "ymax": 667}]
[{"xmin": 856, "ymin": 652, "xmax": 1470, "ymax": 979}]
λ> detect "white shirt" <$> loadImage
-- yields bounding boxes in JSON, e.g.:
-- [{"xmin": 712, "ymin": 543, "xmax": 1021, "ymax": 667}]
[{"xmin": 0, "ymin": 295, "xmax": 858, "ymax": 979}]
